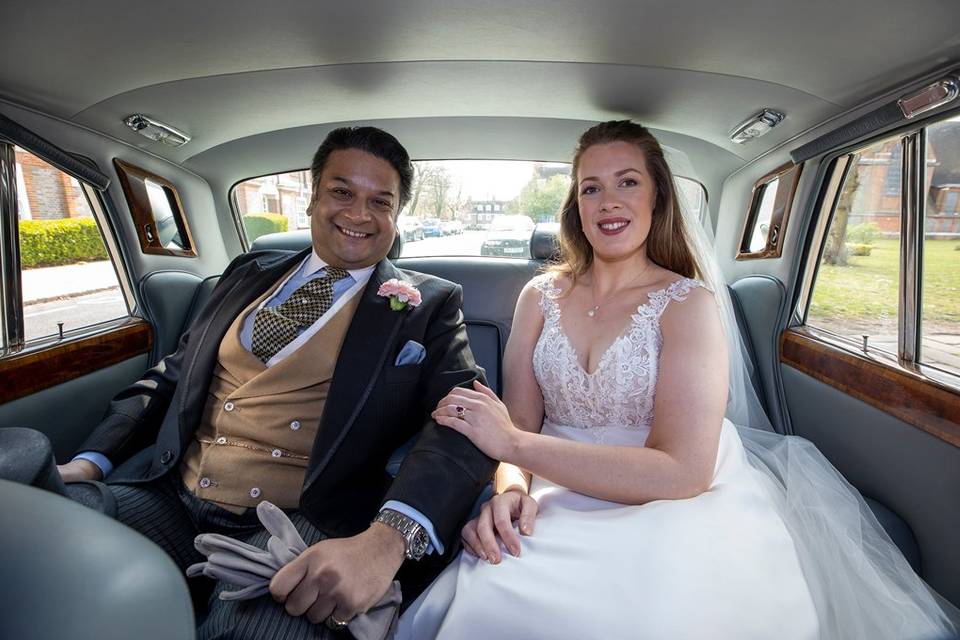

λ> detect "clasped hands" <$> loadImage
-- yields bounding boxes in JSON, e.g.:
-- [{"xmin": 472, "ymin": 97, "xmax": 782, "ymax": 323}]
[
  {"xmin": 188, "ymin": 501, "xmax": 404, "ymax": 635},
  {"xmin": 433, "ymin": 380, "xmax": 540, "ymax": 564}
]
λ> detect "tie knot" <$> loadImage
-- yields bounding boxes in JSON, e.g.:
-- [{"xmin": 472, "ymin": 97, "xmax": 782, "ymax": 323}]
[{"xmin": 323, "ymin": 267, "xmax": 349, "ymax": 283}]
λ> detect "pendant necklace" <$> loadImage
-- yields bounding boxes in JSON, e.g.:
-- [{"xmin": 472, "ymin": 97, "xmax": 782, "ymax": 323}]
[{"xmin": 587, "ymin": 264, "xmax": 653, "ymax": 318}]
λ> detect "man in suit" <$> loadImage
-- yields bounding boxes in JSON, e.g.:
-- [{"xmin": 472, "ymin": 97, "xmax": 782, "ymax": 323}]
[{"xmin": 56, "ymin": 126, "xmax": 495, "ymax": 639}]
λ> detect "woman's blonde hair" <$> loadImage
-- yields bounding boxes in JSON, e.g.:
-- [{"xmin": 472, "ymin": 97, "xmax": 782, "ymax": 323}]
[{"xmin": 552, "ymin": 121, "xmax": 699, "ymax": 285}]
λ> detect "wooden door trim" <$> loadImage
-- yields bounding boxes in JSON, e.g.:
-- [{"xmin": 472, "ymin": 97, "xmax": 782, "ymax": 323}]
[
  {"xmin": 780, "ymin": 327, "xmax": 960, "ymax": 448},
  {"xmin": 0, "ymin": 318, "xmax": 152, "ymax": 403}
]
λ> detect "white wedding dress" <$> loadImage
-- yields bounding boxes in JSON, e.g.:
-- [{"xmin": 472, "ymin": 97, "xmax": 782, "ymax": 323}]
[{"xmin": 397, "ymin": 274, "xmax": 956, "ymax": 640}]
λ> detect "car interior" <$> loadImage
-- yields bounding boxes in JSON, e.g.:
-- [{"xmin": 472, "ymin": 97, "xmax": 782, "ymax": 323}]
[{"xmin": 1, "ymin": 2, "xmax": 960, "ymax": 638}]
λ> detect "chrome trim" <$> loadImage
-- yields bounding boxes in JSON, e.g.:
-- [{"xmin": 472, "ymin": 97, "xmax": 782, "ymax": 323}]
[
  {"xmin": 123, "ymin": 113, "xmax": 191, "ymax": 147},
  {"xmin": 900, "ymin": 133, "xmax": 922, "ymax": 363},
  {"xmin": 0, "ymin": 141, "xmax": 24, "ymax": 354},
  {"xmin": 730, "ymin": 108, "xmax": 786, "ymax": 144},
  {"xmin": 898, "ymin": 76, "xmax": 960, "ymax": 119},
  {"xmin": 795, "ymin": 155, "xmax": 850, "ymax": 323},
  {"xmin": 82, "ymin": 183, "xmax": 136, "ymax": 314}
]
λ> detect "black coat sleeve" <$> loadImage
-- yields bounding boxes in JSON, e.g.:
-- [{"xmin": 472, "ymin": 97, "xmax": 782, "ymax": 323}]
[
  {"xmin": 382, "ymin": 284, "xmax": 498, "ymax": 548},
  {"xmin": 73, "ymin": 252, "xmax": 261, "ymax": 464}
]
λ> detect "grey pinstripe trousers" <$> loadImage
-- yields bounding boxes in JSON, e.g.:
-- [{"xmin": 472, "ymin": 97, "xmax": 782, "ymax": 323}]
[{"xmin": 110, "ymin": 473, "xmax": 349, "ymax": 640}]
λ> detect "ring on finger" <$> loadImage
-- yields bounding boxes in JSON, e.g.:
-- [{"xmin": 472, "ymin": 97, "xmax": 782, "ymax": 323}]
[
  {"xmin": 455, "ymin": 405, "xmax": 466, "ymax": 419},
  {"xmin": 325, "ymin": 614, "xmax": 350, "ymax": 631}
]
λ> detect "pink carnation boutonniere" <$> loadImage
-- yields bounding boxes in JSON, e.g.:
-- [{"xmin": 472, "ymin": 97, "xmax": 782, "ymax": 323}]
[{"xmin": 377, "ymin": 278, "xmax": 422, "ymax": 311}]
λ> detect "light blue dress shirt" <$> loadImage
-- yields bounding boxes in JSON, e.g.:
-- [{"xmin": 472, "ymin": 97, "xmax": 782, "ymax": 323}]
[{"xmin": 77, "ymin": 252, "xmax": 443, "ymax": 554}]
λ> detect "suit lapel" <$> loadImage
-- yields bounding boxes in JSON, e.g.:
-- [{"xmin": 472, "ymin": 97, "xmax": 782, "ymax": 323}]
[
  {"xmin": 304, "ymin": 259, "xmax": 405, "ymax": 489},
  {"xmin": 176, "ymin": 250, "xmax": 308, "ymax": 447}
]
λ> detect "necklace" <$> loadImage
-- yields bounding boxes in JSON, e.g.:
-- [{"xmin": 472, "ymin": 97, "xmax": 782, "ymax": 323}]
[{"xmin": 586, "ymin": 264, "xmax": 652, "ymax": 318}]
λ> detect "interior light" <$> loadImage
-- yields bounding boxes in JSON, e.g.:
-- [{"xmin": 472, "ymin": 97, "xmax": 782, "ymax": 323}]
[
  {"xmin": 124, "ymin": 114, "xmax": 191, "ymax": 147},
  {"xmin": 729, "ymin": 109, "xmax": 785, "ymax": 144},
  {"xmin": 898, "ymin": 77, "xmax": 959, "ymax": 119}
]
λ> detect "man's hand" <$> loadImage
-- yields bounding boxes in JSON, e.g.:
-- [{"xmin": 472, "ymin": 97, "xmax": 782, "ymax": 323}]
[
  {"xmin": 269, "ymin": 522, "xmax": 406, "ymax": 625},
  {"xmin": 57, "ymin": 459, "xmax": 102, "ymax": 483}
]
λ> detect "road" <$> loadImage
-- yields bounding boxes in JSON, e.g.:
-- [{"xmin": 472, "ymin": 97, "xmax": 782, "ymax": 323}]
[
  {"xmin": 21, "ymin": 230, "xmax": 515, "ymax": 342},
  {"xmin": 24, "ymin": 288, "xmax": 127, "ymax": 342},
  {"xmin": 400, "ymin": 230, "xmax": 489, "ymax": 257}
]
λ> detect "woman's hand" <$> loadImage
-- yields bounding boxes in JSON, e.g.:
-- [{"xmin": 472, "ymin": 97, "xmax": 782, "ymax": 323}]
[
  {"xmin": 460, "ymin": 489, "xmax": 539, "ymax": 564},
  {"xmin": 432, "ymin": 380, "xmax": 526, "ymax": 462}
]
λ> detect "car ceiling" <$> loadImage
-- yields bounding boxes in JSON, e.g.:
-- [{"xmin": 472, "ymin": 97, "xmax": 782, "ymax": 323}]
[{"xmin": 2, "ymin": 0, "xmax": 960, "ymax": 181}]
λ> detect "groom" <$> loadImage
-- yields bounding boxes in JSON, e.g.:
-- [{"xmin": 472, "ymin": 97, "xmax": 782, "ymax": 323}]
[{"xmin": 56, "ymin": 126, "xmax": 495, "ymax": 637}]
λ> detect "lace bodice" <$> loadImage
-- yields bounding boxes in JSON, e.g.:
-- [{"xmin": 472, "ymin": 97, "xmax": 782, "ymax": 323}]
[{"xmin": 532, "ymin": 272, "xmax": 704, "ymax": 440}]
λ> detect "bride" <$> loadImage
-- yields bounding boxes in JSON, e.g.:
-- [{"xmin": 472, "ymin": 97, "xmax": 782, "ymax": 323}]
[{"xmin": 397, "ymin": 121, "xmax": 958, "ymax": 639}]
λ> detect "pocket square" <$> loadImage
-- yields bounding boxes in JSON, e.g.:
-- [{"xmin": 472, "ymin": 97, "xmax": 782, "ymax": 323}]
[{"xmin": 395, "ymin": 340, "xmax": 426, "ymax": 366}]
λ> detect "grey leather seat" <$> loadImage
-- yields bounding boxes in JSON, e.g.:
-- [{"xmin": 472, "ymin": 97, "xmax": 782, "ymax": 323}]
[{"xmin": 0, "ymin": 479, "xmax": 195, "ymax": 640}]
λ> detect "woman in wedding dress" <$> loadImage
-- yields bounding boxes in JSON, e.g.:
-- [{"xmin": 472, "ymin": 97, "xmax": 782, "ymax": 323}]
[{"xmin": 397, "ymin": 121, "xmax": 957, "ymax": 639}]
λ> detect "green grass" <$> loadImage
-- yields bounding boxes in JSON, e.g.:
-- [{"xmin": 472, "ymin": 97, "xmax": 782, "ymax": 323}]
[{"xmin": 809, "ymin": 238, "xmax": 960, "ymax": 324}]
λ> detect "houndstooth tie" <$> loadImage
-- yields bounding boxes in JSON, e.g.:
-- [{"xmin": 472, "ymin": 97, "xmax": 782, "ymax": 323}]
[{"xmin": 251, "ymin": 267, "xmax": 350, "ymax": 363}]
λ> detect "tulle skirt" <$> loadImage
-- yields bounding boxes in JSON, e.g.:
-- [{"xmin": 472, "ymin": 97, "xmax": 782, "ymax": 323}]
[{"xmin": 397, "ymin": 421, "xmax": 958, "ymax": 639}]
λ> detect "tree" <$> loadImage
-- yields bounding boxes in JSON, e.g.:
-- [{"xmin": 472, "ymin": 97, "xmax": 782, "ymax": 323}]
[
  {"xmin": 410, "ymin": 164, "xmax": 453, "ymax": 218},
  {"xmin": 823, "ymin": 156, "xmax": 861, "ymax": 266},
  {"xmin": 512, "ymin": 173, "xmax": 570, "ymax": 222}
]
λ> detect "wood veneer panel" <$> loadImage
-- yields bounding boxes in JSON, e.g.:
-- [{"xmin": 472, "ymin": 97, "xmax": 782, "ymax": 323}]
[
  {"xmin": 780, "ymin": 328, "xmax": 960, "ymax": 448},
  {"xmin": 0, "ymin": 319, "xmax": 152, "ymax": 403},
  {"xmin": 737, "ymin": 162, "xmax": 803, "ymax": 260},
  {"xmin": 114, "ymin": 159, "xmax": 197, "ymax": 257}
]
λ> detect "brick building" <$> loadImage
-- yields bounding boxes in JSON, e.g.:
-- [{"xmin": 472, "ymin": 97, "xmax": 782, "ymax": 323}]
[
  {"xmin": 233, "ymin": 170, "xmax": 312, "ymax": 230},
  {"xmin": 852, "ymin": 123, "xmax": 960, "ymax": 236},
  {"xmin": 15, "ymin": 147, "xmax": 91, "ymax": 220}
]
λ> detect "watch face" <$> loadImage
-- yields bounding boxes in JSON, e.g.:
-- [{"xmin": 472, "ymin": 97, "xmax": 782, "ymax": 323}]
[{"xmin": 410, "ymin": 529, "xmax": 430, "ymax": 559}]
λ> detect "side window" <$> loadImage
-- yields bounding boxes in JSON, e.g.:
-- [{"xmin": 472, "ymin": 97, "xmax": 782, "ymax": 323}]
[
  {"xmin": 233, "ymin": 174, "xmax": 298, "ymax": 245},
  {"xmin": 114, "ymin": 159, "xmax": 195, "ymax": 256},
  {"xmin": 675, "ymin": 176, "xmax": 708, "ymax": 226},
  {"xmin": 921, "ymin": 117, "xmax": 960, "ymax": 373},
  {"xmin": 14, "ymin": 147, "xmax": 129, "ymax": 343},
  {"xmin": 802, "ymin": 112, "xmax": 960, "ymax": 380},
  {"xmin": 807, "ymin": 137, "xmax": 903, "ymax": 353},
  {"xmin": 738, "ymin": 163, "xmax": 802, "ymax": 259}
]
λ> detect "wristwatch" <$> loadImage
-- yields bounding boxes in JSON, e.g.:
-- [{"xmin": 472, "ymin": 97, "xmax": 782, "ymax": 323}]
[{"xmin": 374, "ymin": 508, "xmax": 430, "ymax": 561}]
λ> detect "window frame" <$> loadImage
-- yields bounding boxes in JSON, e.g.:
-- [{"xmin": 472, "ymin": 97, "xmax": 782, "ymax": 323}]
[
  {"xmin": 737, "ymin": 162, "xmax": 803, "ymax": 260},
  {"xmin": 114, "ymin": 159, "xmax": 197, "ymax": 257},
  {"xmin": 0, "ymin": 131, "xmax": 151, "ymax": 399},
  {"xmin": 784, "ymin": 107, "xmax": 960, "ymax": 446}
]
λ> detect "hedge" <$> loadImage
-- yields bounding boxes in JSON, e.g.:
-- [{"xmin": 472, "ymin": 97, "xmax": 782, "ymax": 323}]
[
  {"xmin": 20, "ymin": 218, "xmax": 108, "ymax": 268},
  {"xmin": 242, "ymin": 213, "xmax": 289, "ymax": 243}
]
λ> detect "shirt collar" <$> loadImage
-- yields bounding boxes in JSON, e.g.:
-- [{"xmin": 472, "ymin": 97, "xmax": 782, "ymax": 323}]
[{"xmin": 303, "ymin": 249, "xmax": 376, "ymax": 282}]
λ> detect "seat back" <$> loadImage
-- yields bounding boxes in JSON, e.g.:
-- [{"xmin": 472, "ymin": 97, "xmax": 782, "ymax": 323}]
[{"xmin": 0, "ymin": 479, "xmax": 195, "ymax": 639}]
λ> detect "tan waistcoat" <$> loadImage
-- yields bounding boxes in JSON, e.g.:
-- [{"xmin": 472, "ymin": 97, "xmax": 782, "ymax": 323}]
[{"xmin": 181, "ymin": 280, "xmax": 362, "ymax": 513}]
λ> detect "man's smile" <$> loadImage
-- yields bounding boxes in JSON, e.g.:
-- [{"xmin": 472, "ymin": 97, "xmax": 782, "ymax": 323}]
[{"xmin": 336, "ymin": 224, "xmax": 372, "ymax": 239}]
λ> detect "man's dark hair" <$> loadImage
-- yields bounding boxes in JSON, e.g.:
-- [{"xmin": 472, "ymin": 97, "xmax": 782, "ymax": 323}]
[{"xmin": 310, "ymin": 126, "xmax": 414, "ymax": 210}]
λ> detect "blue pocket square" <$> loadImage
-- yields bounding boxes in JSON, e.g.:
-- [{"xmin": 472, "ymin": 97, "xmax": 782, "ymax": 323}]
[{"xmin": 395, "ymin": 340, "xmax": 426, "ymax": 366}]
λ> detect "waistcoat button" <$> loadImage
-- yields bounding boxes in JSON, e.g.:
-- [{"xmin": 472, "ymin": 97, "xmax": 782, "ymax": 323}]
[
  {"xmin": 250, "ymin": 487, "xmax": 261, "ymax": 498},
  {"xmin": 199, "ymin": 477, "xmax": 211, "ymax": 489}
]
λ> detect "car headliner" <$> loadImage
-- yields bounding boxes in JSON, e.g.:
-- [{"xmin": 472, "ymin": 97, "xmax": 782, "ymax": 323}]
[{"xmin": 1, "ymin": 0, "xmax": 959, "ymax": 185}]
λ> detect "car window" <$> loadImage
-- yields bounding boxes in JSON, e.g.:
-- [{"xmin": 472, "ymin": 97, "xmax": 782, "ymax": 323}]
[
  {"xmin": 232, "ymin": 161, "xmax": 708, "ymax": 258},
  {"xmin": 807, "ymin": 136, "xmax": 903, "ymax": 355},
  {"xmin": 13, "ymin": 147, "xmax": 129, "ymax": 344},
  {"xmin": 920, "ymin": 115, "xmax": 960, "ymax": 375}
]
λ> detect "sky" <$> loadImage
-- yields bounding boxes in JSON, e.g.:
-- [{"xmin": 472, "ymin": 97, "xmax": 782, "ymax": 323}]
[{"xmin": 418, "ymin": 160, "xmax": 569, "ymax": 201}]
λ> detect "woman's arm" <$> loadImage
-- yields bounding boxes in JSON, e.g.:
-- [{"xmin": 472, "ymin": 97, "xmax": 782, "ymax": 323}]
[
  {"xmin": 437, "ymin": 286, "xmax": 729, "ymax": 504},
  {"xmin": 495, "ymin": 280, "xmax": 547, "ymax": 494},
  {"xmin": 456, "ymin": 280, "xmax": 546, "ymax": 562}
]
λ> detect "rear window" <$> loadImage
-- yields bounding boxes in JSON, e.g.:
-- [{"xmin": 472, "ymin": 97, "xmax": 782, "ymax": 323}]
[{"xmin": 233, "ymin": 160, "xmax": 707, "ymax": 258}]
